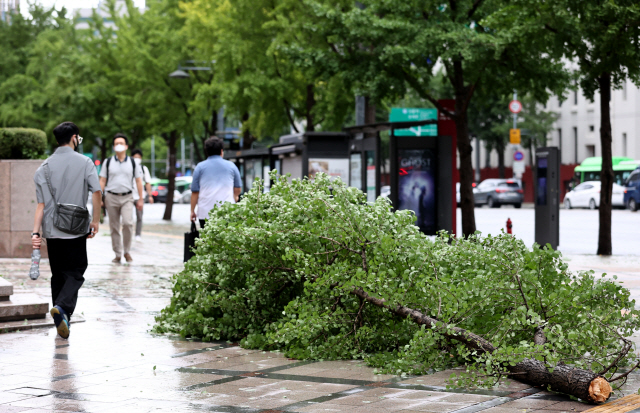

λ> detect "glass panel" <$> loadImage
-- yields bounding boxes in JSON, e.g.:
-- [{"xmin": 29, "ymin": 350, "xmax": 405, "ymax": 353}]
[
  {"xmin": 308, "ymin": 158, "xmax": 349, "ymax": 183},
  {"xmin": 350, "ymin": 153, "xmax": 363, "ymax": 190},
  {"xmin": 366, "ymin": 150, "xmax": 376, "ymax": 202},
  {"xmin": 537, "ymin": 157, "xmax": 547, "ymax": 206},
  {"xmin": 397, "ymin": 149, "xmax": 437, "ymax": 235}
]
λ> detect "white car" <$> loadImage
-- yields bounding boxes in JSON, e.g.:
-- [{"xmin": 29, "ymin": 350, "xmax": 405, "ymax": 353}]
[{"xmin": 563, "ymin": 181, "xmax": 625, "ymax": 209}]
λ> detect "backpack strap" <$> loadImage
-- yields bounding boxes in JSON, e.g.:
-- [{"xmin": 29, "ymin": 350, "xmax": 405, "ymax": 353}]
[
  {"xmin": 42, "ymin": 162, "xmax": 59, "ymax": 216},
  {"xmin": 130, "ymin": 156, "xmax": 136, "ymax": 184},
  {"xmin": 105, "ymin": 156, "xmax": 112, "ymax": 187}
]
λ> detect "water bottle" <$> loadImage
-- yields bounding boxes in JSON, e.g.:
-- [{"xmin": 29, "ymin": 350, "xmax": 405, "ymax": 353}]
[{"xmin": 29, "ymin": 249, "xmax": 40, "ymax": 280}]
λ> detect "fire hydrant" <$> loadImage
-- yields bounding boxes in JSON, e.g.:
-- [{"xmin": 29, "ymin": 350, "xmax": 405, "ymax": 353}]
[{"xmin": 506, "ymin": 218, "xmax": 513, "ymax": 234}]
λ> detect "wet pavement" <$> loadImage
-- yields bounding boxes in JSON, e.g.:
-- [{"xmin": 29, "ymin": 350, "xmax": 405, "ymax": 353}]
[{"xmin": 1, "ymin": 204, "xmax": 640, "ymax": 412}]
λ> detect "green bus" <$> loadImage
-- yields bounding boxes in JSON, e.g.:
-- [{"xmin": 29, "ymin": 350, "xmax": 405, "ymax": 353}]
[{"xmin": 574, "ymin": 157, "xmax": 640, "ymax": 185}]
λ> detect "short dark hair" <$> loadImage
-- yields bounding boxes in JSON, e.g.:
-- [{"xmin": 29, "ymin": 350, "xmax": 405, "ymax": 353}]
[
  {"xmin": 131, "ymin": 149, "xmax": 142, "ymax": 157},
  {"xmin": 53, "ymin": 122, "xmax": 80, "ymax": 145},
  {"xmin": 204, "ymin": 136, "xmax": 223, "ymax": 156},
  {"xmin": 113, "ymin": 133, "xmax": 128, "ymax": 146}
]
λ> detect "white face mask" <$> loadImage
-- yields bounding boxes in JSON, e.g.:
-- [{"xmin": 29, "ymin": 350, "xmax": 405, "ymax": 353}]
[
  {"xmin": 134, "ymin": 157, "xmax": 141, "ymax": 165},
  {"xmin": 114, "ymin": 144, "xmax": 126, "ymax": 153}
]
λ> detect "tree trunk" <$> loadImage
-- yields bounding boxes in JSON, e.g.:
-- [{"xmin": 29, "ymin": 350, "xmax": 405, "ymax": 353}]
[
  {"xmin": 351, "ymin": 286, "xmax": 612, "ymax": 403},
  {"xmin": 497, "ymin": 141, "xmax": 505, "ymax": 178},
  {"xmin": 163, "ymin": 130, "xmax": 178, "ymax": 221},
  {"xmin": 597, "ymin": 73, "xmax": 613, "ymax": 256},
  {"xmin": 241, "ymin": 112, "xmax": 255, "ymax": 150},
  {"xmin": 306, "ymin": 84, "xmax": 315, "ymax": 132},
  {"xmin": 453, "ymin": 62, "xmax": 477, "ymax": 237}
]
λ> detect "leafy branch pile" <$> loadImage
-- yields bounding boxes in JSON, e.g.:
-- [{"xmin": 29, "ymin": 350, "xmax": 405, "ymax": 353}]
[{"xmin": 154, "ymin": 173, "xmax": 640, "ymax": 402}]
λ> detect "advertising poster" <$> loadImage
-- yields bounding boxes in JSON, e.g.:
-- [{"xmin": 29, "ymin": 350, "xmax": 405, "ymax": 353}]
[
  {"xmin": 309, "ymin": 158, "xmax": 349, "ymax": 183},
  {"xmin": 350, "ymin": 154, "xmax": 362, "ymax": 190},
  {"xmin": 397, "ymin": 149, "xmax": 437, "ymax": 234}
]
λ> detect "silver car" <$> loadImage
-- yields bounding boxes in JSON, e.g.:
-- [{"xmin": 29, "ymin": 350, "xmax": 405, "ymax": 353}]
[{"xmin": 474, "ymin": 179, "xmax": 523, "ymax": 208}]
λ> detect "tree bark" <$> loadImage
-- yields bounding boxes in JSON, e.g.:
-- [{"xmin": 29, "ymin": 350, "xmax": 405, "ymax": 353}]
[
  {"xmin": 162, "ymin": 130, "xmax": 178, "ymax": 221},
  {"xmin": 453, "ymin": 61, "xmax": 477, "ymax": 237},
  {"xmin": 305, "ymin": 84, "xmax": 315, "ymax": 132},
  {"xmin": 597, "ymin": 73, "xmax": 613, "ymax": 256},
  {"xmin": 351, "ymin": 286, "xmax": 611, "ymax": 403},
  {"xmin": 241, "ymin": 112, "xmax": 255, "ymax": 150},
  {"xmin": 497, "ymin": 141, "xmax": 505, "ymax": 179}
]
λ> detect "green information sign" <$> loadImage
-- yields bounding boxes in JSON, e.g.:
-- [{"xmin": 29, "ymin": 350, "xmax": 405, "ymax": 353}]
[{"xmin": 389, "ymin": 108, "xmax": 437, "ymax": 136}]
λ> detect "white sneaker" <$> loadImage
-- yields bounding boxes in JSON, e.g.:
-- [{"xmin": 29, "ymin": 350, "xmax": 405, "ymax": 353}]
[{"xmin": 135, "ymin": 235, "xmax": 142, "ymax": 241}]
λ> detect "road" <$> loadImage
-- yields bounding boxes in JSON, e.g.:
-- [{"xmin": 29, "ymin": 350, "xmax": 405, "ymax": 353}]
[
  {"xmin": 458, "ymin": 205, "xmax": 640, "ymax": 256},
  {"xmin": 136, "ymin": 202, "xmax": 640, "ymax": 256}
]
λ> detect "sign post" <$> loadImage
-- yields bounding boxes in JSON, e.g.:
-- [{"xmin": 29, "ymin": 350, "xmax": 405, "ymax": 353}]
[
  {"xmin": 389, "ymin": 108, "xmax": 438, "ymax": 136},
  {"xmin": 509, "ymin": 93, "xmax": 523, "ymax": 178}
]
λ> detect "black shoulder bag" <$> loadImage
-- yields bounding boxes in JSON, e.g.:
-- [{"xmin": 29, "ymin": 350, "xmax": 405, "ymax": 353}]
[{"xmin": 43, "ymin": 162, "xmax": 91, "ymax": 235}]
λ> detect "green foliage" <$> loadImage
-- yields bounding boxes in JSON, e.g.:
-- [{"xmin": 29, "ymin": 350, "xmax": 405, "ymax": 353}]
[
  {"xmin": 156, "ymin": 173, "xmax": 640, "ymax": 387},
  {"xmin": 0, "ymin": 128, "xmax": 47, "ymax": 159}
]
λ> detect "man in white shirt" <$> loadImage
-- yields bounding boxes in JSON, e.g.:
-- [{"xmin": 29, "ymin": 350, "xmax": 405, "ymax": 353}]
[
  {"xmin": 190, "ymin": 137, "xmax": 242, "ymax": 227},
  {"xmin": 131, "ymin": 149, "xmax": 153, "ymax": 241},
  {"xmin": 99, "ymin": 133, "xmax": 144, "ymax": 263}
]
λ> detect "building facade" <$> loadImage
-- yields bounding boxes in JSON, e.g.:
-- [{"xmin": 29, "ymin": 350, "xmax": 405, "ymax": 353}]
[{"xmin": 546, "ymin": 80, "xmax": 638, "ymax": 165}]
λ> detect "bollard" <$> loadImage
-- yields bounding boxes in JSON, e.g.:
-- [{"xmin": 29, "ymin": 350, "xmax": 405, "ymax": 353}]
[{"xmin": 506, "ymin": 218, "xmax": 513, "ymax": 234}]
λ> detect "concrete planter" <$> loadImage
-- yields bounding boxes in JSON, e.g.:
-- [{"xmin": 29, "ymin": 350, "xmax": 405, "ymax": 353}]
[{"xmin": 0, "ymin": 159, "xmax": 48, "ymax": 258}]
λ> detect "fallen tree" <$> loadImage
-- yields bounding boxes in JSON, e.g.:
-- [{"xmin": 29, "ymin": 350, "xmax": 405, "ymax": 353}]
[{"xmin": 155, "ymin": 172, "xmax": 640, "ymax": 403}]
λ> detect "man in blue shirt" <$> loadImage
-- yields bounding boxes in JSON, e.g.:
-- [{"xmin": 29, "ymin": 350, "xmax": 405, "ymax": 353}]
[{"xmin": 190, "ymin": 136, "xmax": 242, "ymax": 228}]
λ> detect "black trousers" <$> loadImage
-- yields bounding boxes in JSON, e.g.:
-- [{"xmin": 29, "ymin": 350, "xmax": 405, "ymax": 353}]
[{"xmin": 46, "ymin": 236, "xmax": 88, "ymax": 317}]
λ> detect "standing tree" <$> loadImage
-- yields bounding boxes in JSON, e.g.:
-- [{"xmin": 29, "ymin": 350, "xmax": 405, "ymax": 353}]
[
  {"xmin": 270, "ymin": 0, "xmax": 570, "ymax": 237},
  {"xmin": 104, "ymin": 0, "xmax": 213, "ymax": 220},
  {"xmin": 535, "ymin": 0, "xmax": 640, "ymax": 255}
]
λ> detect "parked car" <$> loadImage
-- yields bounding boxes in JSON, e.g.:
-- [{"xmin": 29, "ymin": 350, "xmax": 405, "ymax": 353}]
[
  {"xmin": 563, "ymin": 180, "xmax": 625, "ymax": 209},
  {"xmin": 473, "ymin": 179, "xmax": 523, "ymax": 208},
  {"xmin": 177, "ymin": 189, "xmax": 192, "ymax": 204},
  {"xmin": 151, "ymin": 179, "xmax": 191, "ymax": 203},
  {"xmin": 623, "ymin": 167, "xmax": 640, "ymax": 211}
]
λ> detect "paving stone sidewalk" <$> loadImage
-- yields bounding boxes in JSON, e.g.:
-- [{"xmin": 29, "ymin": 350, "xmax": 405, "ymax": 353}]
[{"xmin": 1, "ymin": 214, "xmax": 640, "ymax": 412}]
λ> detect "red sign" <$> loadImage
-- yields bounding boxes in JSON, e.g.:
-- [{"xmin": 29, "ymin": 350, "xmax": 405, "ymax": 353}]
[{"xmin": 509, "ymin": 100, "xmax": 522, "ymax": 114}]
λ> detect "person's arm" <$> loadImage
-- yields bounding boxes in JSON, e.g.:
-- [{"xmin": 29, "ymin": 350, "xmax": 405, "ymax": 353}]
[
  {"xmin": 190, "ymin": 191, "xmax": 199, "ymax": 222},
  {"xmin": 88, "ymin": 191, "xmax": 101, "ymax": 238},
  {"xmin": 31, "ymin": 203, "xmax": 45, "ymax": 249},
  {"xmin": 135, "ymin": 177, "xmax": 143, "ymax": 210},
  {"xmin": 233, "ymin": 165, "xmax": 242, "ymax": 202},
  {"xmin": 145, "ymin": 182, "xmax": 154, "ymax": 204}
]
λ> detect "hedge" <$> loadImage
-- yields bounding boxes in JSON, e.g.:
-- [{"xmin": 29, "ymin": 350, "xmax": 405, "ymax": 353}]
[{"xmin": 0, "ymin": 128, "xmax": 47, "ymax": 159}]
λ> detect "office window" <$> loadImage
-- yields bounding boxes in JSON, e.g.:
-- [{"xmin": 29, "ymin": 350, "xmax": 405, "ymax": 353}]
[
  {"xmin": 574, "ymin": 89, "xmax": 578, "ymax": 105},
  {"xmin": 586, "ymin": 145, "xmax": 595, "ymax": 158},
  {"xmin": 557, "ymin": 128, "xmax": 562, "ymax": 152},
  {"xmin": 623, "ymin": 82, "xmax": 627, "ymax": 101},
  {"xmin": 589, "ymin": 125, "xmax": 594, "ymax": 132},
  {"xmin": 573, "ymin": 127, "xmax": 578, "ymax": 163},
  {"xmin": 623, "ymin": 133, "xmax": 628, "ymax": 156}
]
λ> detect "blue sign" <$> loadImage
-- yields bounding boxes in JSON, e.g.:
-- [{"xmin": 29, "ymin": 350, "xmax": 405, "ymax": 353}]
[
  {"xmin": 389, "ymin": 108, "xmax": 438, "ymax": 137},
  {"xmin": 514, "ymin": 151, "xmax": 524, "ymax": 161}
]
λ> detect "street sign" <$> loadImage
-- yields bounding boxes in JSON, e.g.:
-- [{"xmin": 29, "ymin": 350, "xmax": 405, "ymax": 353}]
[
  {"xmin": 510, "ymin": 129, "xmax": 521, "ymax": 145},
  {"xmin": 509, "ymin": 100, "xmax": 522, "ymax": 114},
  {"xmin": 389, "ymin": 108, "xmax": 437, "ymax": 136},
  {"xmin": 514, "ymin": 151, "xmax": 524, "ymax": 161}
]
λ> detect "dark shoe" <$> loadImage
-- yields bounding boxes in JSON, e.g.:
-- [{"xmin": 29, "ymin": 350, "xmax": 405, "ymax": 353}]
[
  {"xmin": 50, "ymin": 306, "xmax": 70, "ymax": 339},
  {"xmin": 112, "ymin": 256, "xmax": 121, "ymax": 263},
  {"xmin": 124, "ymin": 253, "xmax": 133, "ymax": 262}
]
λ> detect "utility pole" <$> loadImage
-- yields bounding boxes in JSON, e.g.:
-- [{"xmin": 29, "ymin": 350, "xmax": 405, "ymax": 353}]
[{"xmin": 180, "ymin": 136, "xmax": 185, "ymax": 176}]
